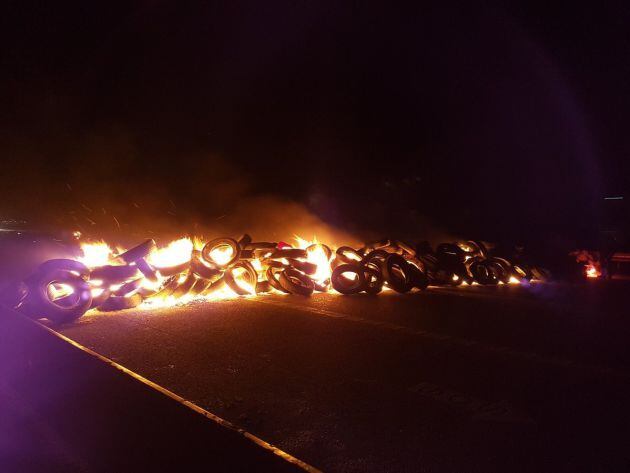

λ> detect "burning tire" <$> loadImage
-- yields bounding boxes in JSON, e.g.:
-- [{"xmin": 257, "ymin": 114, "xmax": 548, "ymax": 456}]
[
  {"xmin": 224, "ymin": 261, "xmax": 257, "ymax": 295},
  {"xmin": 335, "ymin": 246, "xmax": 363, "ymax": 265},
  {"xmin": 266, "ymin": 267, "xmax": 289, "ymax": 293},
  {"xmin": 279, "ymin": 268, "xmax": 314, "ymax": 296},
  {"xmin": 171, "ymin": 273, "xmax": 197, "ymax": 298},
  {"xmin": 287, "ymin": 259, "xmax": 318, "ymax": 275},
  {"xmin": 201, "ymin": 238, "xmax": 240, "ymax": 268},
  {"xmin": 89, "ymin": 288, "xmax": 112, "ymax": 310},
  {"xmin": 118, "ymin": 239, "xmax": 158, "ymax": 281},
  {"xmin": 90, "ymin": 265, "xmax": 140, "ymax": 284},
  {"xmin": 37, "ymin": 259, "xmax": 90, "ymax": 279},
  {"xmin": 156, "ymin": 261, "xmax": 190, "ymax": 277},
  {"xmin": 307, "ymin": 243, "xmax": 332, "ymax": 261},
  {"xmin": 191, "ymin": 250, "xmax": 222, "ymax": 280},
  {"xmin": 98, "ymin": 293, "xmax": 144, "ymax": 311},
  {"xmin": 113, "ymin": 278, "xmax": 144, "ymax": 296},
  {"xmin": 255, "ymin": 280, "xmax": 272, "ymax": 294},
  {"xmin": 21, "ymin": 269, "xmax": 93, "ymax": 323},
  {"xmin": 270, "ymin": 248, "xmax": 308, "ymax": 259}
]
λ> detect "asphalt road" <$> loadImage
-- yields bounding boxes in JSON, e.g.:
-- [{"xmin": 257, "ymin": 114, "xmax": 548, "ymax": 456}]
[{"xmin": 59, "ymin": 282, "xmax": 630, "ymax": 472}]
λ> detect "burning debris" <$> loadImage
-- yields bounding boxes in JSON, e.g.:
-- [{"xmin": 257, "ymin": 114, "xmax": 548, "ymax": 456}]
[
  {"xmin": 12, "ymin": 235, "xmax": 550, "ymax": 324},
  {"xmin": 570, "ymin": 250, "xmax": 602, "ymax": 278}
]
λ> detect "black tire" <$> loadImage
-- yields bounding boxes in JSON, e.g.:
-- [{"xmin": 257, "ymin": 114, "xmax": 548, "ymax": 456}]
[
  {"xmin": 287, "ymin": 259, "xmax": 318, "ymax": 275},
  {"xmin": 118, "ymin": 239, "xmax": 157, "ymax": 264},
  {"xmin": 279, "ymin": 268, "xmax": 314, "ymax": 296},
  {"xmin": 98, "ymin": 293, "xmax": 144, "ymax": 311},
  {"xmin": 512, "ymin": 263, "xmax": 533, "ymax": 282},
  {"xmin": 470, "ymin": 261, "xmax": 499, "ymax": 285},
  {"xmin": 21, "ymin": 269, "xmax": 92, "ymax": 323},
  {"xmin": 360, "ymin": 250, "xmax": 390, "ymax": 271},
  {"xmin": 363, "ymin": 267, "xmax": 384, "ymax": 294},
  {"xmin": 237, "ymin": 234, "xmax": 253, "ymax": 248},
  {"xmin": 89, "ymin": 265, "xmax": 140, "ymax": 284},
  {"xmin": 36, "ymin": 259, "xmax": 90, "ymax": 279},
  {"xmin": 487, "ymin": 257, "xmax": 512, "ymax": 284},
  {"xmin": 382, "ymin": 254, "xmax": 414, "ymax": 293},
  {"xmin": 331, "ymin": 264, "xmax": 366, "ymax": 295}
]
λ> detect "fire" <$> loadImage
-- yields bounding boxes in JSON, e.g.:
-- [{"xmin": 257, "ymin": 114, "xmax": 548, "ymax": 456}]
[
  {"xmin": 78, "ymin": 241, "xmax": 114, "ymax": 268},
  {"xmin": 17, "ymin": 232, "xmax": 552, "ymax": 324},
  {"xmin": 585, "ymin": 264, "xmax": 600, "ymax": 278},
  {"xmin": 294, "ymin": 236, "xmax": 332, "ymax": 285},
  {"xmin": 147, "ymin": 237, "xmax": 193, "ymax": 268},
  {"xmin": 570, "ymin": 250, "xmax": 601, "ymax": 279},
  {"xmin": 208, "ymin": 245, "xmax": 235, "ymax": 266}
]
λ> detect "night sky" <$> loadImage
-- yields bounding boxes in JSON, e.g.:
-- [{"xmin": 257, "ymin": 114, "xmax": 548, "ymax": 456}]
[{"xmin": 2, "ymin": 1, "xmax": 629, "ymax": 250}]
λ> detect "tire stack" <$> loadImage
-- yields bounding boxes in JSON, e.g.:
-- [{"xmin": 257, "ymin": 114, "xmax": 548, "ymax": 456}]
[{"xmin": 13, "ymin": 235, "xmax": 551, "ymax": 324}]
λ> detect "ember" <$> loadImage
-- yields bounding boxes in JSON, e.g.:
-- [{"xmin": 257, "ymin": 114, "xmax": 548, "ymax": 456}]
[{"xmin": 13, "ymin": 235, "xmax": 550, "ymax": 324}]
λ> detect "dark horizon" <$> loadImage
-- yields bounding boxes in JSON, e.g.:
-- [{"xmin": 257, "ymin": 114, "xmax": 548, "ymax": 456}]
[{"xmin": 2, "ymin": 1, "xmax": 629, "ymax": 250}]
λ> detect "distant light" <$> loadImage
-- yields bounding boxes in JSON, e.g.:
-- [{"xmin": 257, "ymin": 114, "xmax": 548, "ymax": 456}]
[{"xmin": 604, "ymin": 196, "xmax": 624, "ymax": 200}]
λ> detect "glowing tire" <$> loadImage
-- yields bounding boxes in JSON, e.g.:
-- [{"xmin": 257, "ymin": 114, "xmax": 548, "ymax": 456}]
[
  {"xmin": 266, "ymin": 267, "xmax": 289, "ymax": 293},
  {"xmin": 191, "ymin": 251, "xmax": 222, "ymax": 280},
  {"xmin": 201, "ymin": 238, "xmax": 240, "ymax": 268},
  {"xmin": 306, "ymin": 243, "xmax": 332, "ymax": 261},
  {"xmin": 287, "ymin": 259, "xmax": 318, "ymax": 275},
  {"xmin": 156, "ymin": 262, "xmax": 190, "ymax": 277},
  {"xmin": 172, "ymin": 273, "xmax": 197, "ymax": 298},
  {"xmin": 224, "ymin": 261, "xmax": 257, "ymax": 296},
  {"xmin": 89, "ymin": 288, "xmax": 112, "ymax": 310},
  {"xmin": 255, "ymin": 280, "xmax": 272, "ymax": 294},
  {"xmin": 335, "ymin": 246, "xmax": 363, "ymax": 264}
]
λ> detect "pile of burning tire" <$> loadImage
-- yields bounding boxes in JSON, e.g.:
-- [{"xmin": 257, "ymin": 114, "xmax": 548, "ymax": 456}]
[{"xmin": 13, "ymin": 236, "xmax": 550, "ymax": 324}]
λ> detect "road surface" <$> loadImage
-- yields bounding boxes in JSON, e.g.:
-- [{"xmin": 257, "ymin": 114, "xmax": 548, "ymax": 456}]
[{"xmin": 59, "ymin": 281, "xmax": 630, "ymax": 472}]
